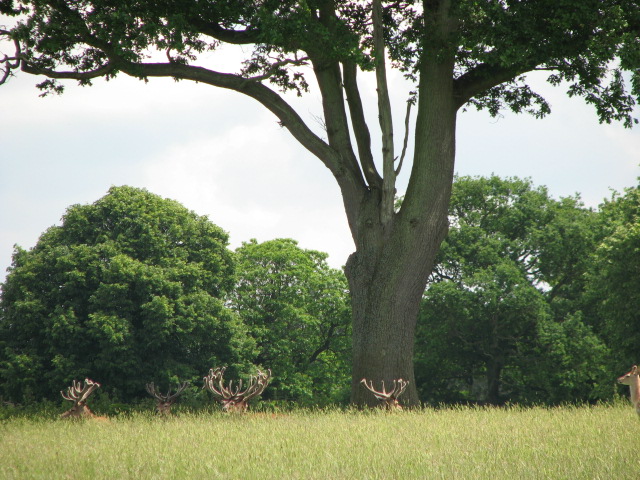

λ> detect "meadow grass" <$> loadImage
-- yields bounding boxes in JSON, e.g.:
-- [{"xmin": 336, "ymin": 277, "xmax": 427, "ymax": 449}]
[{"xmin": 1, "ymin": 403, "xmax": 638, "ymax": 479}]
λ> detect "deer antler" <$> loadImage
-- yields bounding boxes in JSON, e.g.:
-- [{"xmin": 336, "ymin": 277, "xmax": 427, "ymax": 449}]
[
  {"xmin": 203, "ymin": 367, "xmax": 271, "ymax": 412},
  {"xmin": 61, "ymin": 378, "xmax": 101, "ymax": 405},
  {"xmin": 60, "ymin": 378, "xmax": 101, "ymax": 419},
  {"xmin": 145, "ymin": 381, "xmax": 189, "ymax": 415},
  {"xmin": 146, "ymin": 381, "xmax": 190, "ymax": 403},
  {"xmin": 360, "ymin": 378, "xmax": 409, "ymax": 410}
]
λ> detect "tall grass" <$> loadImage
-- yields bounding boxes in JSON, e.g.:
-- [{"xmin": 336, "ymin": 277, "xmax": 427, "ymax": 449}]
[{"xmin": 2, "ymin": 404, "xmax": 639, "ymax": 479}]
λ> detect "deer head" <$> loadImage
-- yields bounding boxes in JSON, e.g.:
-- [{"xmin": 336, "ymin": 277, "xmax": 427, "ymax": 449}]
[
  {"xmin": 617, "ymin": 365, "xmax": 639, "ymax": 386},
  {"xmin": 145, "ymin": 381, "xmax": 190, "ymax": 416},
  {"xmin": 617, "ymin": 365, "xmax": 640, "ymax": 417},
  {"xmin": 360, "ymin": 378, "xmax": 409, "ymax": 410},
  {"xmin": 203, "ymin": 367, "xmax": 271, "ymax": 413},
  {"xmin": 60, "ymin": 378, "xmax": 101, "ymax": 419}
]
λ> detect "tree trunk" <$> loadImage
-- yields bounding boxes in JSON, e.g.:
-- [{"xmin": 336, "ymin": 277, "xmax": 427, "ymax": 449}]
[
  {"xmin": 346, "ymin": 238, "xmax": 442, "ymax": 406},
  {"xmin": 486, "ymin": 357, "xmax": 503, "ymax": 406},
  {"xmin": 345, "ymin": 48, "xmax": 458, "ymax": 406}
]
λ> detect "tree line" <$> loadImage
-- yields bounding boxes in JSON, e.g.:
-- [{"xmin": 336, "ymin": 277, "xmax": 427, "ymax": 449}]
[
  {"xmin": 3, "ymin": 0, "xmax": 638, "ymax": 407},
  {"xmin": 0, "ymin": 179, "xmax": 637, "ymax": 407}
]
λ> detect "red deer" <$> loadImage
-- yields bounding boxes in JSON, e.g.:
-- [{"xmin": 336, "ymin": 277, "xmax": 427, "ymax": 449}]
[
  {"xmin": 60, "ymin": 378, "xmax": 108, "ymax": 421},
  {"xmin": 617, "ymin": 365, "xmax": 640, "ymax": 417},
  {"xmin": 203, "ymin": 367, "xmax": 271, "ymax": 412},
  {"xmin": 360, "ymin": 378, "xmax": 409, "ymax": 410},
  {"xmin": 145, "ymin": 381, "xmax": 190, "ymax": 416}
]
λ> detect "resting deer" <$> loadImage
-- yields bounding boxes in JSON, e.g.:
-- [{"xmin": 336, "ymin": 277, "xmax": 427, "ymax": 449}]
[
  {"xmin": 145, "ymin": 381, "xmax": 190, "ymax": 416},
  {"xmin": 60, "ymin": 378, "xmax": 107, "ymax": 421},
  {"xmin": 203, "ymin": 367, "xmax": 271, "ymax": 412},
  {"xmin": 617, "ymin": 365, "xmax": 640, "ymax": 417},
  {"xmin": 360, "ymin": 378, "xmax": 409, "ymax": 410}
]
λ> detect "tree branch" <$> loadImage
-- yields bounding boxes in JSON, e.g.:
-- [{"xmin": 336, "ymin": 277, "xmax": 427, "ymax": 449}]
[
  {"xmin": 342, "ymin": 60, "xmax": 382, "ymax": 189},
  {"xmin": 147, "ymin": 63, "xmax": 339, "ymax": 170},
  {"xmin": 21, "ymin": 61, "xmax": 116, "ymax": 81},
  {"xmin": 189, "ymin": 18, "xmax": 260, "ymax": 45},
  {"xmin": 124, "ymin": 59, "xmax": 366, "ymax": 229},
  {"xmin": 453, "ymin": 62, "xmax": 534, "ymax": 109},
  {"xmin": 312, "ymin": 58, "xmax": 365, "ymax": 186},
  {"xmin": 372, "ymin": 0, "xmax": 396, "ymax": 227},
  {"xmin": 245, "ymin": 55, "xmax": 310, "ymax": 83},
  {"xmin": 0, "ymin": 30, "xmax": 21, "ymax": 85},
  {"xmin": 395, "ymin": 98, "xmax": 413, "ymax": 177},
  {"xmin": 308, "ymin": 322, "xmax": 338, "ymax": 364}
]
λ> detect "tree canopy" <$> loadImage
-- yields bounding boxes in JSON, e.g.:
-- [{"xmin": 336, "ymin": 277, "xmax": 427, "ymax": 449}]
[
  {"xmin": 585, "ymin": 184, "xmax": 640, "ymax": 372},
  {"xmin": 2, "ymin": 1, "xmax": 637, "ymax": 123},
  {"xmin": 232, "ymin": 238, "xmax": 351, "ymax": 406},
  {"xmin": 415, "ymin": 176, "xmax": 610, "ymax": 405},
  {"xmin": 0, "ymin": 186, "xmax": 252, "ymax": 402},
  {"xmin": 2, "ymin": 0, "xmax": 638, "ymax": 405}
]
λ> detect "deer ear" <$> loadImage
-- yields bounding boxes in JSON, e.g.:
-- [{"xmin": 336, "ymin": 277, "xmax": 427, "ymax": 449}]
[{"xmin": 632, "ymin": 366, "xmax": 638, "ymax": 374}]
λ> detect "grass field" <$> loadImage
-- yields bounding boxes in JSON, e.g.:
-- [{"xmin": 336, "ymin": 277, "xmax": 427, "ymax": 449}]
[{"xmin": 1, "ymin": 404, "xmax": 639, "ymax": 479}]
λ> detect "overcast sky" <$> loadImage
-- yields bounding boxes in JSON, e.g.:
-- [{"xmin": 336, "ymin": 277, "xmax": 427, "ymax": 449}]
[{"xmin": 1, "ymin": 50, "xmax": 639, "ymax": 283}]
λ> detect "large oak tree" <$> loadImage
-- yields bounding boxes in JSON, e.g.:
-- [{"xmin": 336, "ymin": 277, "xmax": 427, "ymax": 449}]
[{"xmin": 1, "ymin": 0, "xmax": 638, "ymax": 405}]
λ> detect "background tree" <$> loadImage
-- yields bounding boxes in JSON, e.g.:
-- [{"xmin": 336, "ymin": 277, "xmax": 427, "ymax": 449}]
[
  {"xmin": 1, "ymin": 0, "xmax": 638, "ymax": 405},
  {"xmin": 418, "ymin": 263, "xmax": 548, "ymax": 405},
  {"xmin": 0, "ymin": 186, "xmax": 252, "ymax": 403},
  {"xmin": 533, "ymin": 196, "xmax": 603, "ymax": 322},
  {"xmin": 415, "ymin": 176, "xmax": 610, "ymax": 405},
  {"xmin": 231, "ymin": 239, "xmax": 351, "ymax": 406},
  {"xmin": 585, "ymin": 184, "xmax": 640, "ymax": 375}
]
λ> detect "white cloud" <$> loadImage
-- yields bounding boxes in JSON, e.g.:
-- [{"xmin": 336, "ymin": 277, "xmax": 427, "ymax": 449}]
[{"xmin": 140, "ymin": 121, "xmax": 354, "ymax": 267}]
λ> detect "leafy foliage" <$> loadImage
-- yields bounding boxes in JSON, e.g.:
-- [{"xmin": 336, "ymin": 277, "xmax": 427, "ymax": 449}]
[
  {"xmin": 2, "ymin": 1, "xmax": 637, "ymax": 124},
  {"xmin": 0, "ymin": 186, "xmax": 252, "ymax": 403},
  {"xmin": 415, "ymin": 176, "xmax": 610, "ymax": 405},
  {"xmin": 515, "ymin": 312, "xmax": 611, "ymax": 405},
  {"xmin": 231, "ymin": 239, "xmax": 351, "ymax": 406},
  {"xmin": 585, "ymin": 184, "xmax": 640, "ymax": 371}
]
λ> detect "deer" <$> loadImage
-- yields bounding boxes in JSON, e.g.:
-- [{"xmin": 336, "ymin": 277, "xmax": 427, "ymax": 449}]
[
  {"xmin": 60, "ymin": 378, "xmax": 108, "ymax": 421},
  {"xmin": 617, "ymin": 365, "xmax": 640, "ymax": 417},
  {"xmin": 203, "ymin": 366, "xmax": 271, "ymax": 413},
  {"xmin": 360, "ymin": 378, "xmax": 409, "ymax": 410},
  {"xmin": 145, "ymin": 381, "xmax": 190, "ymax": 416}
]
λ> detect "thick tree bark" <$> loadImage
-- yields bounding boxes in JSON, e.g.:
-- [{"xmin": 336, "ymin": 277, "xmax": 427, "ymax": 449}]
[
  {"xmin": 346, "ymin": 43, "xmax": 458, "ymax": 406},
  {"xmin": 346, "ymin": 234, "xmax": 444, "ymax": 406}
]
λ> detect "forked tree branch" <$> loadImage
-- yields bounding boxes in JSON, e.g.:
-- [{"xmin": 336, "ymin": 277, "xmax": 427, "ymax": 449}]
[
  {"xmin": 244, "ymin": 55, "xmax": 310, "ymax": 83},
  {"xmin": 311, "ymin": 57, "xmax": 365, "ymax": 187},
  {"xmin": 0, "ymin": 30, "xmax": 21, "ymax": 85}
]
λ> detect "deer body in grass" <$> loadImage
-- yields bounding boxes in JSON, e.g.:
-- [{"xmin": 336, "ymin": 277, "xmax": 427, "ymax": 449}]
[
  {"xmin": 145, "ymin": 381, "xmax": 189, "ymax": 416},
  {"xmin": 360, "ymin": 378, "xmax": 409, "ymax": 410},
  {"xmin": 203, "ymin": 367, "xmax": 271, "ymax": 413},
  {"xmin": 60, "ymin": 378, "xmax": 108, "ymax": 421},
  {"xmin": 617, "ymin": 365, "xmax": 640, "ymax": 417}
]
